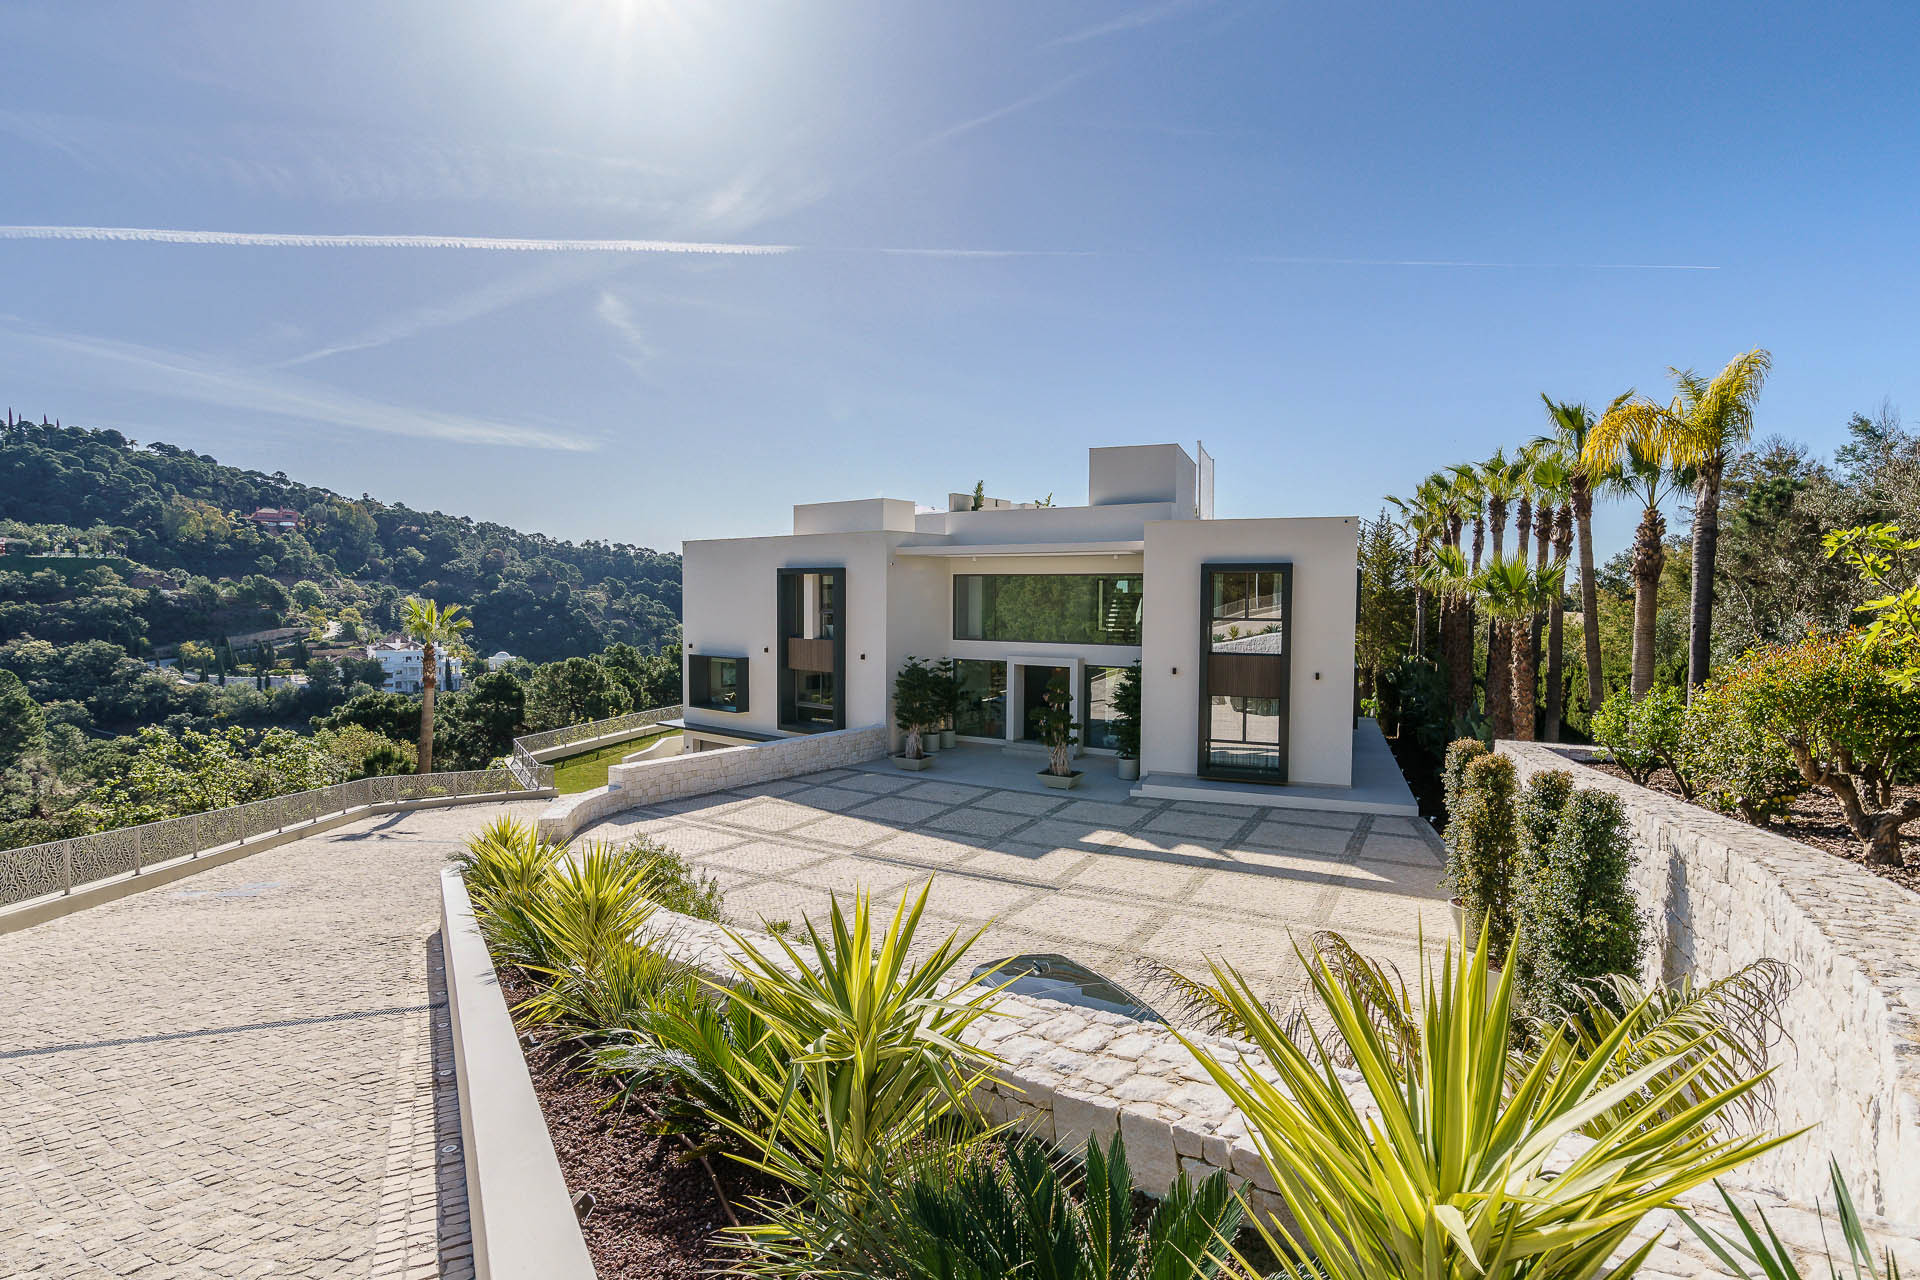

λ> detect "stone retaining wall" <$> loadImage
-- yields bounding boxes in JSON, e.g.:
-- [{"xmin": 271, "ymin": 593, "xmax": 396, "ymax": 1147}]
[
  {"xmin": 1499, "ymin": 740, "xmax": 1920, "ymax": 1221},
  {"xmin": 536, "ymin": 724, "xmax": 890, "ymax": 842}
]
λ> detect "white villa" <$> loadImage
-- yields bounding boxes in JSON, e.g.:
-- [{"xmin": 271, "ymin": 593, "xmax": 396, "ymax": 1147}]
[
  {"xmin": 680, "ymin": 444, "xmax": 1408, "ymax": 811},
  {"xmin": 367, "ymin": 639, "xmax": 464, "ymax": 695}
]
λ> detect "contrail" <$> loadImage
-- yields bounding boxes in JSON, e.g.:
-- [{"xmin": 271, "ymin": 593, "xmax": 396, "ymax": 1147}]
[
  {"xmin": 1248, "ymin": 255, "xmax": 1720, "ymax": 271},
  {"xmin": 0, "ymin": 224, "xmax": 790, "ymax": 255}
]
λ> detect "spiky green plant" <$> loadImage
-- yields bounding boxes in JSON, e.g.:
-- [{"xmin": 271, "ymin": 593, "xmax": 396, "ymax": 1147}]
[
  {"xmin": 509, "ymin": 840, "xmax": 661, "ymax": 1026},
  {"xmin": 1678, "ymin": 1160, "xmax": 1903, "ymax": 1280},
  {"xmin": 734, "ymin": 1131, "xmax": 1245, "ymax": 1280},
  {"xmin": 1537, "ymin": 960, "xmax": 1793, "ymax": 1140},
  {"xmin": 592, "ymin": 977, "xmax": 786, "ymax": 1143},
  {"xmin": 709, "ymin": 882, "xmax": 1006, "ymax": 1193},
  {"xmin": 1183, "ymin": 928, "xmax": 1801, "ymax": 1280},
  {"xmin": 454, "ymin": 814, "xmax": 563, "ymax": 907}
]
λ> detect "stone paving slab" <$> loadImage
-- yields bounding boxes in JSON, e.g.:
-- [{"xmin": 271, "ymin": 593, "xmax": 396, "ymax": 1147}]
[
  {"xmin": 578, "ymin": 760, "xmax": 1453, "ymax": 1012},
  {"xmin": 0, "ymin": 800, "xmax": 541, "ymax": 1279}
]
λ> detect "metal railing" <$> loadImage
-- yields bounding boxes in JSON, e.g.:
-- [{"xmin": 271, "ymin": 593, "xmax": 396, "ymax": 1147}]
[
  {"xmin": 507, "ymin": 704, "xmax": 680, "ymax": 788},
  {"xmin": 0, "ymin": 767, "xmax": 528, "ymax": 910}
]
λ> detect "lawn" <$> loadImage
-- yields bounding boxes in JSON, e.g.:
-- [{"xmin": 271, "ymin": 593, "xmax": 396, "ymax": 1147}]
[{"xmin": 551, "ymin": 730, "xmax": 680, "ymax": 794}]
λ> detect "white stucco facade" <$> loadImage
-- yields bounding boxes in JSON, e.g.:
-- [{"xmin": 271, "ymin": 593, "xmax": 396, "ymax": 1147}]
[{"xmin": 679, "ymin": 445, "xmax": 1360, "ymax": 798}]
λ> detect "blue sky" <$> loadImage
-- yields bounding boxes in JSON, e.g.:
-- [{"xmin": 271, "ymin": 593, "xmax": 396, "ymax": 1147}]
[{"xmin": 3, "ymin": 1, "xmax": 1916, "ymax": 559}]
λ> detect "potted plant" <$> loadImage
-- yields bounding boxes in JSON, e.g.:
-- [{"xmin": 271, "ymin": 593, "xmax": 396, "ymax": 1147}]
[
  {"xmin": 1034, "ymin": 674, "xmax": 1081, "ymax": 789},
  {"xmin": 936, "ymin": 657, "xmax": 959, "ymax": 749},
  {"xmin": 892, "ymin": 657, "xmax": 938, "ymax": 770},
  {"xmin": 1112, "ymin": 660, "xmax": 1142, "ymax": 781}
]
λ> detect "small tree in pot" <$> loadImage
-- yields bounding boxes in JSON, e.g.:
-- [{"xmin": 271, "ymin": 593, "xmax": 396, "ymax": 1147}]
[
  {"xmin": 892, "ymin": 657, "xmax": 940, "ymax": 770},
  {"xmin": 1034, "ymin": 674, "xmax": 1080, "ymax": 788},
  {"xmin": 1112, "ymin": 661, "xmax": 1142, "ymax": 781},
  {"xmin": 935, "ymin": 657, "xmax": 959, "ymax": 749}
]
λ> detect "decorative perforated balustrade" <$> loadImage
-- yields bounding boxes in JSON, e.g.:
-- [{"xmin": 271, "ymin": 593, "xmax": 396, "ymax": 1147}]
[
  {"xmin": 0, "ymin": 769, "xmax": 527, "ymax": 909},
  {"xmin": 506, "ymin": 703, "xmax": 681, "ymax": 789}
]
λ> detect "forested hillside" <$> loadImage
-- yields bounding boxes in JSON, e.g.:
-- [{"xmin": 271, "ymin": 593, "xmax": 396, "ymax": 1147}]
[{"xmin": 0, "ymin": 418, "xmax": 680, "ymax": 659}]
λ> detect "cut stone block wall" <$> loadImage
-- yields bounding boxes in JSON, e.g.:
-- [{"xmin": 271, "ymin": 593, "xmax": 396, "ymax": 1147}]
[
  {"xmin": 1499, "ymin": 741, "xmax": 1920, "ymax": 1221},
  {"xmin": 536, "ymin": 724, "xmax": 889, "ymax": 841}
]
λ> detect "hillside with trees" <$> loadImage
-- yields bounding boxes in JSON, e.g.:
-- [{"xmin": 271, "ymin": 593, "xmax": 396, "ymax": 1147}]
[{"xmin": 0, "ymin": 415, "xmax": 685, "ymax": 851}]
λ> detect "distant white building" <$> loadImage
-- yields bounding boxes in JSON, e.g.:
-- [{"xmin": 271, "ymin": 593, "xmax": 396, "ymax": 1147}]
[
  {"xmin": 367, "ymin": 639, "xmax": 463, "ymax": 694},
  {"xmin": 486, "ymin": 650, "xmax": 517, "ymax": 671}
]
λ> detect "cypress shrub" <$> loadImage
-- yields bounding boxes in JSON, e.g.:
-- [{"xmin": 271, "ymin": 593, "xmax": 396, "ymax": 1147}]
[
  {"xmin": 1513, "ymin": 788, "xmax": 1645, "ymax": 1018},
  {"xmin": 1517, "ymin": 768, "xmax": 1575, "ymax": 883},
  {"xmin": 1447, "ymin": 752, "xmax": 1519, "ymax": 964},
  {"xmin": 1441, "ymin": 737, "xmax": 1489, "ymax": 830}
]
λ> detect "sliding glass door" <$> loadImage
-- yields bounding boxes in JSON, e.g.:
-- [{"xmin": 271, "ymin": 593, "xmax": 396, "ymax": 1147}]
[{"xmin": 1199, "ymin": 564, "xmax": 1291, "ymax": 782}]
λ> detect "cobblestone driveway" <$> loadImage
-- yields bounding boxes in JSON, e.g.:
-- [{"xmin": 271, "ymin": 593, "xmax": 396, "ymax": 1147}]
[
  {"xmin": 579, "ymin": 764, "xmax": 1451, "ymax": 1006},
  {"xmin": 0, "ymin": 800, "xmax": 543, "ymax": 1279}
]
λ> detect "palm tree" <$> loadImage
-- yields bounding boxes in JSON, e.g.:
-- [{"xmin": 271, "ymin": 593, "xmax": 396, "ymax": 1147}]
[
  {"xmin": 1420, "ymin": 544, "xmax": 1477, "ymax": 724},
  {"xmin": 402, "ymin": 596, "xmax": 471, "ymax": 774},
  {"xmin": 1538, "ymin": 396, "xmax": 1607, "ymax": 719},
  {"xmin": 1588, "ymin": 349, "xmax": 1771, "ymax": 691},
  {"xmin": 1386, "ymin": 474, "xmax": 1452, "ymax": 659},
  {"xmin": 1582, "ymin": 424, "xmax": 1688, "ymax": 699},
  {"xmin": 1476, "ymin": 451, "xmax": 1525, "ymax": 730},
  {"xmin": 1528, "ymin": 453, "xmax": 1575, "ymax": 739},
  {"xmin": 1441, "ymin": 467, "xmax": 1487, "ymax": 720},
  {"xmin": 1478, "ymin": 557, "xmax": 1564, "ymax": 741}
]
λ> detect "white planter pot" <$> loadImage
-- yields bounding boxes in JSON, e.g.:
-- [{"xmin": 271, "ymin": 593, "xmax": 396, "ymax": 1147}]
[
  {"xmin": 940, "ymin": 729, "xmax": 957, "ymax": 750},
  {"xmin": 892, "ymin": 754, "xmax": 933, "ymax": 771},
  {"xmin": 1117, "ymin": 758, "xmax": 1139, "ymax": 781},
  {"xmin": 1038, "ymin": 769, "xmax": 1082, "ymax": 790},
  {"xmin": 924, "ymin": 735, "xmax": 941, "ymax": 754}
]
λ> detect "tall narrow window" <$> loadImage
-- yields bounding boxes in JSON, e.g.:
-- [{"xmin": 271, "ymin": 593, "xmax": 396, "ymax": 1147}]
[
  {"xmin": 778, "ymin": 568, "xmax": 846, "ymax": 732},
  {"xmin": 951, "ymin": 659, "xmax": 1007, "ymax": 738},
  {"xmin": 1199, "ymin": 564, "xmax": 1291, "ymax": 782}
]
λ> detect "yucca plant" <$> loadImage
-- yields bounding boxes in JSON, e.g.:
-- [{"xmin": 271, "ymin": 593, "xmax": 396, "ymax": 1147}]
[
  {"xmin": 1182, "ymin": 927, "xmax": 1801, "ymax": 1280},
  {"xmin": 1141, "ymin": 931, "xmax": 1421, "ymax": 1074},
  {"xmin": 711, "ymin": 882, "xmax": 1006, "ymax": 1194},
  {"xmin": 1678, "ymin": 1161, "xmax": 1903, "ymax": 1280},
  {"xmin": 512, "ymin": 840, "xmax": 663, "ymax": 1027},
  {"xmin": 735, "ymin": 1130, "xmax": 1244, "ymax": 1280},
  {"xmin": 455, "ymin": 813, "xmax": 563, "ymax": 907},
  {"xmin": 1538, "ymin": 960, "xmax": 1793, "ymax": 1141}
]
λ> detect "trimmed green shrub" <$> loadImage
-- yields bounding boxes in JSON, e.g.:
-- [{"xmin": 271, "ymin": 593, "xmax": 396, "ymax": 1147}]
[
  {"xmin": 1590, "ymin": 685, "xmax": 1692, "ymax": 795},
  {"xmin": 1111, "ymin": 660, "xmax": 1142, "ymax": 759},
  {"xmin": 1441, "ymin": 737, "xmax": 1489, "ymax": 827},
  {"xmin": 1512, "ymin": 788, "xmax": 1644, "ymax": 1019},
  {"xmin": 1516, "ymin": 768, "xmax": 1574, "ymax": 886},
  {"xmin": 1676, "ymin": 678, "xmax": 1803, "ymax": 827},
  {"xmin": 1447, "ymin": 752, "xmax": 1519, "ymax": 963}
]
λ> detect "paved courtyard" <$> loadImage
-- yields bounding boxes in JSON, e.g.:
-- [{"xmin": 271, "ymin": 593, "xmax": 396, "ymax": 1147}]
[
  {"xmin": 0, "ymin": 800, "xmax": 544, "ymax": 1280},
  {"xmin": 578, "ymin": 760, "xmax": 1453, "ymax": 1007}
]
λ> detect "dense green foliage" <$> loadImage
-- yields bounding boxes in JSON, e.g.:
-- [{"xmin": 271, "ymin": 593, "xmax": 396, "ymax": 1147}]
[
  {"xmin": 1590, "ymin": 685, "xmax": 1690, "ymax": 793},
  {"xmin": 1511, "ymin": 779, "xmax": 1644, "ymax": 1019},
  {"xmin": 0, "ymin": 420, "xmax": 680, "ymax": 658},
  {"xmin": 1444, "ymin": 752, "xmax": 1519, "ymax": 961}
]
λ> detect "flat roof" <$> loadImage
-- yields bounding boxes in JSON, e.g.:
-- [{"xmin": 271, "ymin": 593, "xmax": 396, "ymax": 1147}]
[{"xmin": 895, "ymin": 540, "xmax": 1145, "ymax": 558}]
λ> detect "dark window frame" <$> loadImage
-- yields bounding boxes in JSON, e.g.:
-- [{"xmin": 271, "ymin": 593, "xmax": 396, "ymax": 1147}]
[
  {"xmin": 777, "ymin": 566, "xmax": 847, "ymax": 733},
  {"xmin": 1197, "ymin": 562, "xmax": 1292, "ymax": 784},
  {"xmin": 687, "ymin": 654, "xmax": 748, "ymax": 713}
]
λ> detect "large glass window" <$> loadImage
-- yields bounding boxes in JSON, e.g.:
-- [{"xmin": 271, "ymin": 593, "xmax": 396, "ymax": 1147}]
[
  {"xmin": 952, "ymin": 574, "xmax": 1143, "ymax": 645},
  {"xmin": 1209, "ymin": 569, "xmax": 1287, "ymax": 654},
  {"xmin": 1084, "ymin": 665, "xmax": 1126, "ymax": 751},
  {"xmin": 952, "ymin": 659, "xmax": 1006, "ymax": 738},
  {"xmin": 779, "ymin": 567, "xmax": 845, "ymax": 732},
  {"xmin": 1201, "ymin": 564, "xmax": 1290, "ymax": 782}
]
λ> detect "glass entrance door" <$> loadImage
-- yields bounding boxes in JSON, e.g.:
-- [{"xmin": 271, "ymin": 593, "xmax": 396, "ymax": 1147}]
[{"xmin": 1020, "ymin": 665, "xmax": 1070, "ymax": 741}]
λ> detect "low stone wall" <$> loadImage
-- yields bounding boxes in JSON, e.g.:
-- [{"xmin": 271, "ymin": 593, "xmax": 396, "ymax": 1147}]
[
  {"xmin": 537, "ymin": 724, "xmax": 890, "ymax": 841},
  {"xmin": 1499, "ymin": 741, "xmax": 1920, "ymax": 1221}
]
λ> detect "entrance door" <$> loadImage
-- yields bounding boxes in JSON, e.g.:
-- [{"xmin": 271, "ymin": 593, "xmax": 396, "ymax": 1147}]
[{"xmin": 1020, "ymin": 665, "xmax": 1070, "ymax": 740}]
